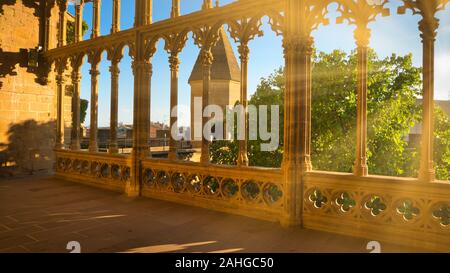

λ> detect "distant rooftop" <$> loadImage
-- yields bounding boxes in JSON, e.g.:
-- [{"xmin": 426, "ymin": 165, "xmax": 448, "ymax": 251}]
[
  {"xmin": 189, "ymin": 27, "xmax": 241, "ymax": 83},
  {"xmin": 416, "ymin": 99, "xmax": 450, "ymax": 115}
]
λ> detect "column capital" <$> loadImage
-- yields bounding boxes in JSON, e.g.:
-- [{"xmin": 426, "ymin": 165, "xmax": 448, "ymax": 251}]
[
  {"xmin": 163, "ymin": 32, "xmax": 188, "ymax": 58},
  {"xmin": 283, "ymin": 35, "xmax": 314, "ymax": 56},
  {"xmin": 57, "ymin": 0, "xmax": 68, "ymax": 11},
  {"xmin": 109, "ymin": 63, "xmax": 120, "ymax": 75},
  {"xmin": 169, "ymin": 54, "xmax": 180, "ymax": 71},
  {"xmin": 418, "ymin": 18, "xmax": 439, "ymax": 42},
  {"xmin": 200, "ymin": 50, "xmax": 214, "ymax": 66},
  {"xmin": 71, "ymin": 70, "xmax": 82, "ymax": 83},
  {"xmin": 132, "ymin": 59, "xmax": 152, "ymax": 72},
  {"xmin": 238, "ymin": 44, "xmax": 250, "ymax": 63},
  {"xmin": 398, "ymin": 0, "xmax": 450, "ymax": 42},
  {"xmin": 228, "ymin": 17, "xmax": 263, "ymax": 46},
  {"xmin": 336, "ymin": 0, "xmax": 389, "ymax": 48},
  {"xmin": 55, "ymin": 74, "xmax": 65, "ymax": 85},
  {"xmin": 88, "ymin": 50, "xmax": 102, "ymax": 65},
  {"xmin": 192, "ymin": 25, "xmax": 220, "ymax": 54},
  {"xmin": 55, "ymin": 57, "xmax": 68, "ymax": 76},
  {"xmin": 354, "ymin": 25, "xmax": 371, "ymax": 48},
  {"xmin": 89, "ymin": 69, "xmax": 100, "ymax": 77}
]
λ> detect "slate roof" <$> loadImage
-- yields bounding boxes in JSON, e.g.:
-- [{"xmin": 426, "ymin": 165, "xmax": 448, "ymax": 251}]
[{"xmin": 189, "ymin": 27, "xmax": 241, "ymax": 83}]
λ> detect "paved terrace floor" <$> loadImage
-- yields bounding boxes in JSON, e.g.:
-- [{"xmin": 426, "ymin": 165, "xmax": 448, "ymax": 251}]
[{"xmin": 0, "ymin": 175, "xmax": 426, "ymax": 253}]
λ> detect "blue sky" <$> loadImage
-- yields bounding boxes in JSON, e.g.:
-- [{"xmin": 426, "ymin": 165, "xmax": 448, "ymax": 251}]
[{"xmin": 68, "ymin": 0, "xmax": 450, "ymax": 127}]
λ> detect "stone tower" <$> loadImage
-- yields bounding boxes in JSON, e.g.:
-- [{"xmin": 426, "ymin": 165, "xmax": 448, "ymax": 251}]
[{"xmin": 188, "ymin": 27, "xmax": 241, "ymax": 141}]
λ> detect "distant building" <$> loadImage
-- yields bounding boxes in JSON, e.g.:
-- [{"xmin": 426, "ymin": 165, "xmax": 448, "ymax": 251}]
[
  {"xmin": 406, "ymin": 99, "xmax": 450, "ymax": 147},
  {"xmin": 188, "ymin": 27, "xmax": 241, "ymax": 142},
  {"xmin": 150, "ymin": 122, "xmax": 168, "ymax": 138},
  {"xmin": 84, "ymin": 122, "xmax": 170, "ymax": 149}
]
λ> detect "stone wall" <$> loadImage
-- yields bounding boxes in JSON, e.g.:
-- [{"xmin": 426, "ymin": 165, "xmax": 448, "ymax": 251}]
[{"xmin": 0, "ymin": 1, "xmax": 71, "ymax": 174}]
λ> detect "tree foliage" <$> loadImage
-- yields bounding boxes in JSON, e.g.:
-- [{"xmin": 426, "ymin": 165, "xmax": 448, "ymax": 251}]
[
  {"xmin": 66, "ymin": 20, "xmax": 89, "ymax": 45},
  {"xmin": 80, "ymin": 99, "xmax": 88, "ymax": 124},
  {"xmin": 434, "ymin": 106, "xmax": 450, "ymax": 180},
  {"xmin": 311, "ymin": 49, "xmax": 422, "ymax": 176},
  {"xmin": 210, "ymin": 49, "xmax": 449, "ymax": 180}
]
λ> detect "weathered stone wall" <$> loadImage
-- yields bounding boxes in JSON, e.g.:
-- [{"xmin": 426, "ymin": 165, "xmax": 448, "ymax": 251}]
[{"xmin": 0, "ymin": 1, "xmax": 71, "ymax": 174}]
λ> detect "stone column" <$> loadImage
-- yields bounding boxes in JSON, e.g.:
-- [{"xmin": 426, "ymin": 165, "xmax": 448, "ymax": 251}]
[
  {"xmin": 111, "ymin": 0, "xmax": 120, "ymax": 33},
  {"xmin": 57, "ymin": 0, "xmax": 68, "ymax": 47},
  {"xmin": 237, "ymin": 44, "xmax": 249, "ymax": 166},
  {"xmin": 55, "ymin": 63, "xmax": 66, "ymax": 149},
  {"xmin": 168, "ymin": 54, "xmax": 180, "ymax": 160},
  {"xmin": 88, "ymin": 53, "xmax": 101, "ymax": 152},
  {"xmin": 44, "ymin": 1, "xmax": 55, "ymax": 50},
  {"xmin": 109, "ymin": 61, "xmax": 120, "ymax": 154},
  {"xmin": 134, "ymin": 0, "xmax": 145, "ymax": 27},
  {"xmin": 297, "ymin": 37, "xmax": 314, "ymax": 173},
  {"xmin": 200, "ymin": 50, "xmax": 213, "ymax": 164},
  {"xmin": 70, "ymin": 66, "xmax": 82, "ymax": 150},
  {"xmin": 353, "ymin": 26, "xmax": 370, "ymax": 177},
  {"xmin": 305, "ymin": 38, "xmax": 313, "ymax": 173},
  {"xmin": 335, "ymin": 0, "xmax": 389, "ymax": 176},
  {"xmin": 91, "ymin": 0, "xmax": 101, "ymax": 39},
  {"xmin": 202, "ymin": 0, "xmax": 213, "ymax": 10},
  {"xmin": 418, "ymin": 16, "xmax": 439, "ymax": 182},
  {"xmin": 75, "ymin": 1, "xmax": 84, "ymax": 42},
  {"xmin": 145, "ymin": 0, "xmax": 153, "ymax": 24},
  {"xmin": 171, "ymin": 0, "xmax": 180, "ymax": 18},
  {"xmin": 132, "ymin": 59, "xmax": 152, "ymax": 158},
  {"xmin": 228, "ymin": 19, "xmax": 263, "ymax": 166},
  {"xmin": 281, "ymin": 0, "xmax": 329, "ymax": 227},
  {"xmin": 281, "ymin": 36, "xmax": 302, "ymax": 227}
]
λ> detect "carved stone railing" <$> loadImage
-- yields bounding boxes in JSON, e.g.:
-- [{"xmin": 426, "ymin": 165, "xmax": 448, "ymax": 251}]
[
  {"xmin": 45, "ymin": 0, "xmax": 283, "ymax": 60},
  {"xmin": 303, "ymin": 172, "xmax": 450, "ymax": 251},
  {"xmin": 141, "ymin": 159, "xmax": 285, "ymax": 222},
  {"xmin": 48, "ymin": 0, "xmax": 450, "ymax": 251},
  {"xmin": 55, "ymin": 150, "xmax": 131, "ymax": 192}
]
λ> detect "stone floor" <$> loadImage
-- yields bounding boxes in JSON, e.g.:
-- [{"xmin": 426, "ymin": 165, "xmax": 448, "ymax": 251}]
[{"xmin": 0, "ymin": 175, "xmax": 426, "ymax": 253}]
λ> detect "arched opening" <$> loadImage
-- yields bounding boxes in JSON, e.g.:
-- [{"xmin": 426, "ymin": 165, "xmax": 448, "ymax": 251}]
[
  {"xmin": 150, "ymin": 38, "xmax": 171, "ymax": 158},
  {"xmin": 311, "ymin": 3, "xmax": 356, "ymax": 174}
]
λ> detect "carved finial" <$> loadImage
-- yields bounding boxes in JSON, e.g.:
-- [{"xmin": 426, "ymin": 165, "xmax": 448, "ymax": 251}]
[{"xmin": 216, "ymin": 0, "xmax": 219, "ymax": 8}]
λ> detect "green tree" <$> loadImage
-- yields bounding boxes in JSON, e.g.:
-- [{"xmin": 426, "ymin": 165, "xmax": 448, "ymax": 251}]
[
  {"xmin": 311, "ymin": 49, "xmax": 422, "ymax": 176},
  {"xmin": 209, "ymin": 49, "xmax": 450, "ymax": 179},
  {"xmin": 210, "ymin": 68, "xmax": 284, "ymax": 167},
  {"xmin": 434, "ymin": 106, "xmax": 450, "ymax": 180},
  {"xmin": 80, "ymin": 99, "xmax": 88, "ymax": 124},
  {"xmin": 66, "ymin": 20, "xmax": 89, "ymax": 45}
]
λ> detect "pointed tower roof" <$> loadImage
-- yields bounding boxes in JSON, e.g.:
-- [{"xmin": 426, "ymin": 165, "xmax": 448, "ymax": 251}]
[{"xmin": 189, "ymin": 27, "xmax": 241, "ymax": 83}]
